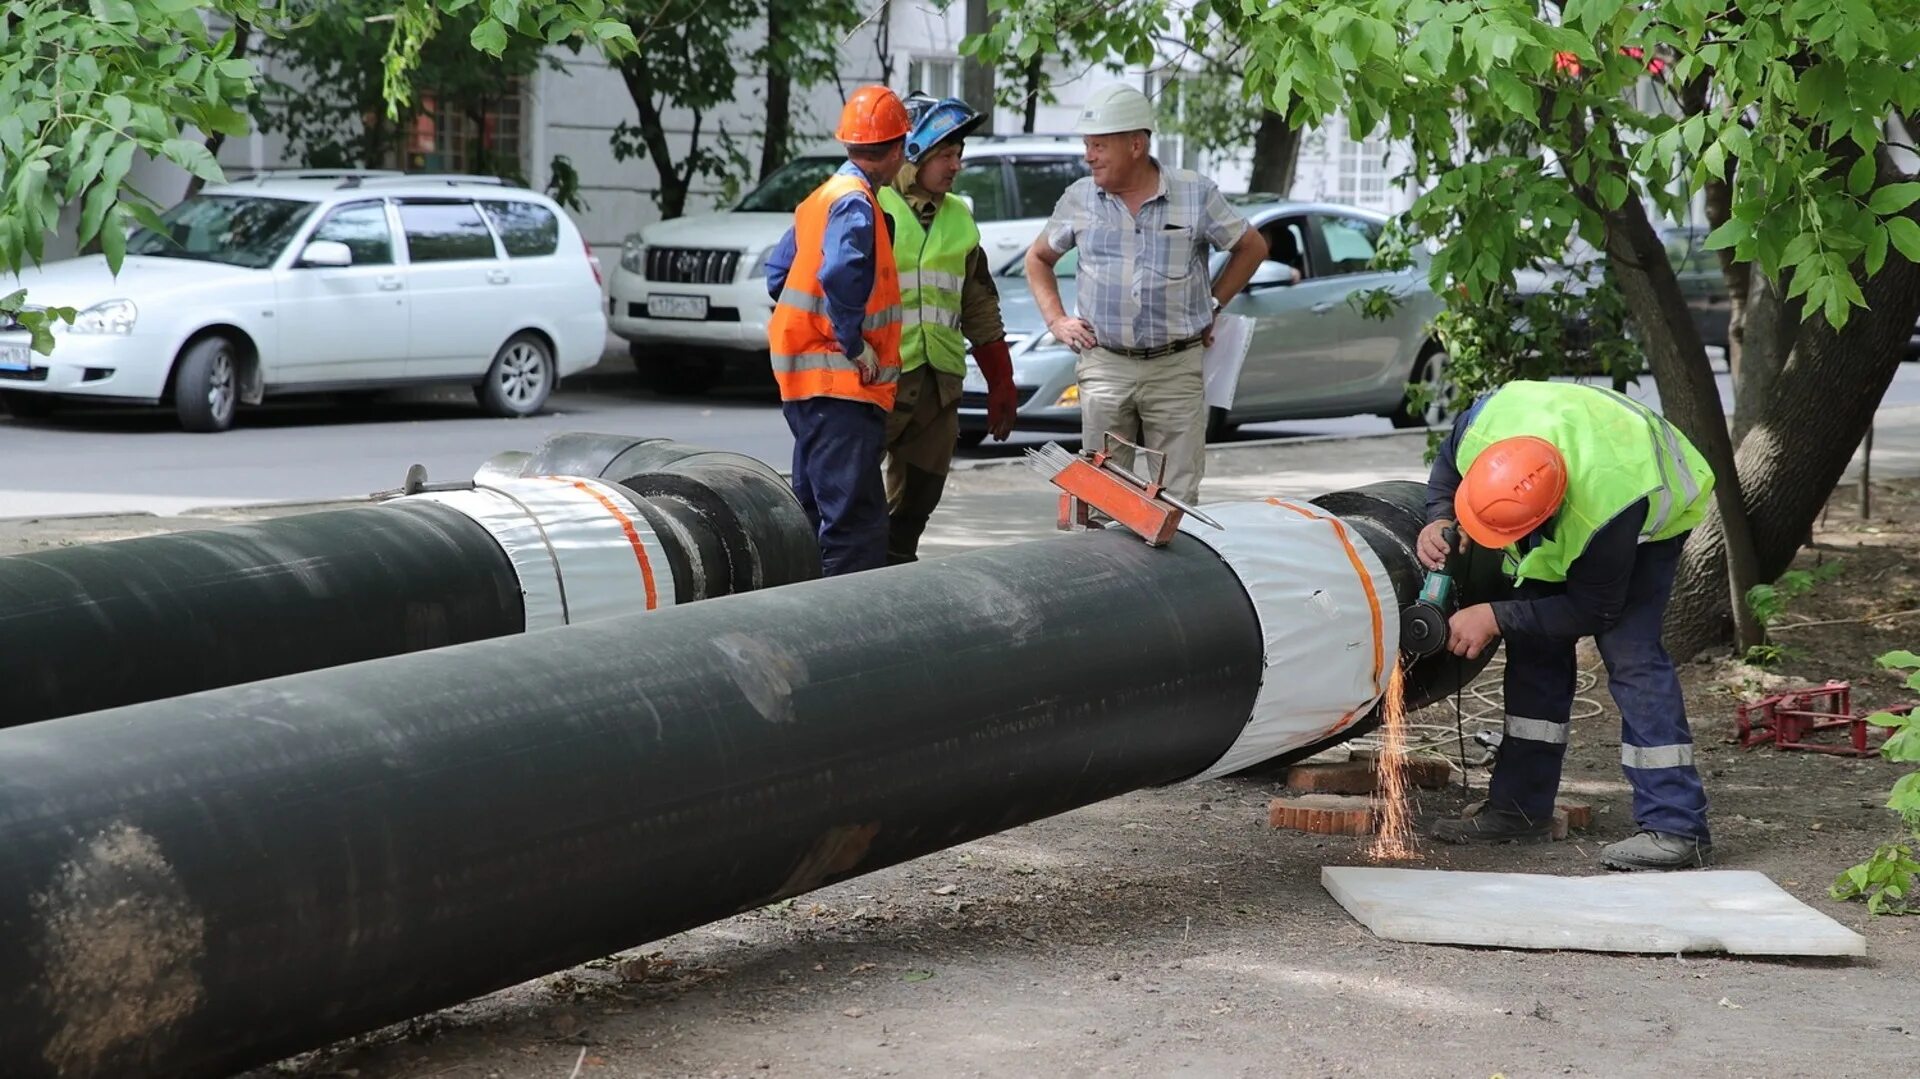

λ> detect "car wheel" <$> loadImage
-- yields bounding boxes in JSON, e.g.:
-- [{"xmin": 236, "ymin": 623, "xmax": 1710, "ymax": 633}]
[
  {"xmin": 477, "ymin": 333, "xmax": 555, "ymax": 418},
  {"xmin": 1392, "ymin": 345, "xmax": 1451, "ymax": 429},
  {"xmin": 1205, "ymin": 406, "xmax": 1235, "ymax": 443},
  {"xmin": 956, "ymin": 430, "xmax": 988, "ymax": 450},
  {"xmin": 173, "ymin": 335, "xmax": 240, "ymax": 433},
  {"xmin": 0, "ymin": 390, "xmax": 57, "ymax": 419}
]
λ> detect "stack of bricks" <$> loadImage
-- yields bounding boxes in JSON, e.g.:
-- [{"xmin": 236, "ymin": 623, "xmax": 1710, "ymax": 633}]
[{"xmin": 1265, "ymin": 751, "xmax": 1594, "ymax": 840}]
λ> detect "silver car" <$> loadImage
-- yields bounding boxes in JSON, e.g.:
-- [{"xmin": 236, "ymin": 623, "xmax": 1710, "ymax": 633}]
[{"xmin": 959, "ymin": 199, "xmax": 1450, "ymax": 445}]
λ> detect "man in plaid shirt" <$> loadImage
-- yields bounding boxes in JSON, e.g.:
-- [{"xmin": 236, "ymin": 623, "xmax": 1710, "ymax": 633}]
[{"xmin": 1023, "ymin": 83, "xmax": 1269, "ymax": 505}]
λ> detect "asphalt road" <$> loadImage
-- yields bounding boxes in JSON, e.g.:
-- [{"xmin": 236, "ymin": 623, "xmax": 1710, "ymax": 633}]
[{"xmin": 5, "ymin": 355, "xmax": 1919, "ymax": 518}]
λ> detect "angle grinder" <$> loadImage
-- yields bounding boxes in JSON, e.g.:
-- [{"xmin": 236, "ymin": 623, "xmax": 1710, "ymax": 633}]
[{"xmin": 1400, "ymin": 524, "xmax": 1460, "ymax": 659}]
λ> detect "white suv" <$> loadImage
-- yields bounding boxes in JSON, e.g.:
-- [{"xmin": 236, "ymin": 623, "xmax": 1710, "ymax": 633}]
[
  {"xmin": 608, "ymin": 137, "xmax": 1089, "ymax": 392},
  {"xmin": 0, "ymin": 170, "xmax": 608, "ymax": 432}
]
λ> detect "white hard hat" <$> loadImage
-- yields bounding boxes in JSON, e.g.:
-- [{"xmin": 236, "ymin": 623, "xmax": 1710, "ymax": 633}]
[{"xmin": 1074, "ymin": 84, "xmax": 1156, "ymax": 136}]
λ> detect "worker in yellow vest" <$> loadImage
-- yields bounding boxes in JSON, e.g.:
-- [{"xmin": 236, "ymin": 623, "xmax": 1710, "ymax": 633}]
[
  {"xmin": 873, "ymin": 93, "xmax": 1018, "ymax": 563},
  {"xmin": 763, "ymin": 86, "xmax": 909, "ymax": 575},
  {"xmin": 1419, "ymin": 380, "xmax": 1717, "ymax": 870}
]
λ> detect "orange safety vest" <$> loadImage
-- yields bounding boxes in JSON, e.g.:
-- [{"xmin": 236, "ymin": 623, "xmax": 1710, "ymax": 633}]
[{"xmin": 767, "ymin": 174, "xmax": 903, "ymax": 409}]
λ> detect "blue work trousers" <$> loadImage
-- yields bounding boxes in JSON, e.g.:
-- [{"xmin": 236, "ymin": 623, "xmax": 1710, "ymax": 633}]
[
  {"xmin": 784, "ymin": 396, "xmax": 888, "ymax": 577},
  {"xmin": 1489, "ymin": 535, "xmax": 1711, "ymax": 841}
]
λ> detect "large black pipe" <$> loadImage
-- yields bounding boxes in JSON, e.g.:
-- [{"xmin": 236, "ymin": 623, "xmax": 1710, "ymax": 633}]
[
  {"xmin": 0, "ymin": 438, "xmax": 818, "ymax": 727},
  {"xmin": 0, "ymin": 481, "xmax": 1501, "ymax": 1079}
]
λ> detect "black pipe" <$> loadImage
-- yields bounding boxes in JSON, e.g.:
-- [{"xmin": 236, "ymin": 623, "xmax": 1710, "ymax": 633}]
[
  {"xmin": 0, "ymin": 438, "xmax": 820, "ymax": 728},
  {"xmin": 0, "ymin": 481, "xmax": 1502, "ymax": 1079}
]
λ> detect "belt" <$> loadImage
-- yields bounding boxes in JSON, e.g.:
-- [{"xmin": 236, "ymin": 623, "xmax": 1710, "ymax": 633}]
[{"xmin": 1104, "ymin": 334, "xmax": 1205, "ymax": 360}]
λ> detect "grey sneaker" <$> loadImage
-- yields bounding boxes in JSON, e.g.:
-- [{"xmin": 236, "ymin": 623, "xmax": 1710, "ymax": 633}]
[
  {"xmin": 1431, "ymin": 806, "xmax": 1552, "ymax": 845},
  {"xmin": 1600, "ymin": 830, "xmax": 1713, "ymax": 871}
]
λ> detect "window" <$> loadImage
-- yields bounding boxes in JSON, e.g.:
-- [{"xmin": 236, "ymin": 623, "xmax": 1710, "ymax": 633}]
[
  {"xmin": 1010, "ymin": 157, "xmax": 1087, "ymax": 219},
  {"xmin": 736, "ymin": 156, "xmax": 843, "ymax": 213},
  {"xmin": 1001, "ymin": 247, "xmax": 1077, "ymax": 279},
  {"xmin": 907, "ymin": 57, "xmax": 961, "ymax": 99},
  {"xmin": 307, "ymin": 201, "xmax": 393, "ymax": 266},
  {"xmin": 1261, "ymin": 217, "xmax": 1312, "ymax": 278},
  {"xmin": 479, "ymin": 201, "xmax": 559, "ymax": 257},
  {"xmin": 398, "ymin": 201, "xmax": 498, "ymax": 262},
  {"xmin": 1334, "ymin": 128, "xmax": 1390, "ymax": 209},
  {"xmin": 1317, "ymin": 215, "xmax": 1383, "ymax": 276},
  {"xmin": 952, "ymin": 157, "xmax": 1011, "ymax": 222},
  {"xmin": 125, "ymin": 195, "xmax": 315, "ymax": 269},
  {"xmin": 395, "ymin": 81, "xmax": 525, "ymax": 176}
]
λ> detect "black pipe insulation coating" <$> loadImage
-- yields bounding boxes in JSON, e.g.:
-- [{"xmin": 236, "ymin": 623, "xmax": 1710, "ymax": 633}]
[
  {"xmin": 0, "ymin": 435, "xmax": 822, "ymax": 728},
  {"xmin": 0, "ymin": 480, "xmax": 1507, "ymax": 1078}
]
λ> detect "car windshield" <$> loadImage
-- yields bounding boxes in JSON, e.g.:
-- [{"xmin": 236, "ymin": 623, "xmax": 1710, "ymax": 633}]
[
  {"xmin": 999, "ymin": 247, "xmax": 1077, "ymax": 278},
  {"xmin": 126, "ymin": 195, "xmax": 317, "ymax": 269},
  {"xmin": 736, "ymin": 156, "xmax": 844, "ymax": 213}
]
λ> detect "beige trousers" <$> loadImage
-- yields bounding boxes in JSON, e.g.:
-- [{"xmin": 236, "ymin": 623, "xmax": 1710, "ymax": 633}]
[{"xmin": 1075, "ymin": 343, "xmax": 1207, "ymax": 504}]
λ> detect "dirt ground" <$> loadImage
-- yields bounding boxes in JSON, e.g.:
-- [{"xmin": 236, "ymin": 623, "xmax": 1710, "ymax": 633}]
[{"xmin": 9, "ymin": 479, "xmax": 1917, "ymax": 1079}]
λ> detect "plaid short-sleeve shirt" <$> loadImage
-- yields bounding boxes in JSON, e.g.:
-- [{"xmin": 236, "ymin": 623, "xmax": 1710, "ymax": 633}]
[{"xmin": 1042, "ymin": 160, "xmax": 1248, "ymax": 351}]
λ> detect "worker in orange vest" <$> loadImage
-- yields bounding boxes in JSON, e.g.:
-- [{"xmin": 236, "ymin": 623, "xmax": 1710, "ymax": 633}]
[{"xmin": 762, "ymin": 85, "xmax": 910, "ymax": 575}]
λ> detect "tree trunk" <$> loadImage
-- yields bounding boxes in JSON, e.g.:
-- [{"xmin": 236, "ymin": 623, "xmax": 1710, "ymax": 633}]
[
  {"xmin": 961, "ymin": 0, "xmax": 994, "ymax": 128},
  {"xmin": 1588, "ymin": 189, "xmax": 1766, "ymax": 655},
  {"xmin": 1247, "ymin": 111, "xmax": 1301, "ymax": 196},
  {"xmin": 761, "ymin": 1, "xmax": 791, "ymax": 182},
  {"xmin": 1733, "ymin": 271, "xmax": 1788, "ymax": 448},
  {"xmin": 1699, "ymin": 170, "xmax": 1761, "ymax": 441},
  {"xmin": 619, "ymin": 57, "xmax": 693, "ymax": 219},
  {"xmin": 1022, "ymin": 52, "xmax": 1043, "ymax": 134},
  {"xmin": 1662, "ymin": 231, "xmax": 1920, "ymax": 660}
]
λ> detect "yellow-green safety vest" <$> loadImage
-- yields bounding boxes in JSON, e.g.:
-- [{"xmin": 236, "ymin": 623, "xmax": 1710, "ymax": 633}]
[
  {"xmin": 1455, "ymin": 380, "xmax": 1716, "ymax": 584},
  {"xmin": 876, "ymin": 186, "xmax": 979, "ymax": 377}
]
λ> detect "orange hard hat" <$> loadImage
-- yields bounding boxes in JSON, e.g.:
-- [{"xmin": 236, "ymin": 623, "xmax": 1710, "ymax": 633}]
[
  {"xmin": 836, "ymin": 85, "xmax": 911, "ymax": 145},
  {"xmin": 1455, "ymin": 435, "xmax": 1568, "ymax": 549}
]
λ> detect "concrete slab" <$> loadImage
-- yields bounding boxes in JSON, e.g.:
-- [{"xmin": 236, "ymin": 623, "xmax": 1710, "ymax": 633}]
[{"xmin": 1321, "ymin": 866, "xmax": 1867, "ymax": 957}]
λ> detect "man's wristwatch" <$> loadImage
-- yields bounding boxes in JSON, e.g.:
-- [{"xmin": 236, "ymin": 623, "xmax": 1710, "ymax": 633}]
[{"xmin": 1209, "ymin": 296, "xmax": 1225, "ymax": 318}]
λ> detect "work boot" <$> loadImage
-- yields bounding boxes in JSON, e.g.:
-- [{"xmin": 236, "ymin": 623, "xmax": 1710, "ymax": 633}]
[
  {"xmin": 1431, "ymin": 805, "xmax": 1551, "ymax": 845},
  {"xmin": 1600, "ymin": 830, "xmax": 1712, "ymax": 871}
]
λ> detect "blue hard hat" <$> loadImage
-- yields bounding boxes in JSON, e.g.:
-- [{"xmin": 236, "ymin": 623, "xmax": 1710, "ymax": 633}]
[{"xmin": 903, "ymin": 92, "xmax": 986, "ymax": 163}]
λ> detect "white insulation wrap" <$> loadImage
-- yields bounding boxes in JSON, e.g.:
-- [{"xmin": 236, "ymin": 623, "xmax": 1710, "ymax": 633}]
[
  {"xmin": 1177, "ymin": 498, "xmax": 1399, "ymax": 781},
  {"xmin": 404, "ymin": 475, "xmax": 676, "ymax": 630}
]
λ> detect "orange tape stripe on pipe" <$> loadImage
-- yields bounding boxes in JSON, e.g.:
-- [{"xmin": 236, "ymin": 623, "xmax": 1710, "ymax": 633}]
[
  {"xmin": 569, "ymin": 480, "xmax": 660, "ymax": 610},
  {"xmin": 1265, "ymin": 498, "xmax": 1385, "ymax": 697}
]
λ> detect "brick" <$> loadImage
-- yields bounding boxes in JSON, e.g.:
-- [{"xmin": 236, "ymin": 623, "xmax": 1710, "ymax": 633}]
[
  {"xmin": 1290, "ymin": 756, "xmax": 1457, "ymax": 795},
  {"xmin": 1556, "ymin": 799, "xmax": 1593, "ymax": 831},
  {"xmin": 1551, "ymin": 808, "xmax": 1570, "ymax": 841},
  {"xmin": 1268, "ymin": 794, "xmax": 1381, "ymax": 836},
  {"xmin": 1285, "ymin": 761, "xmax": 1378, "ymax": 796}
]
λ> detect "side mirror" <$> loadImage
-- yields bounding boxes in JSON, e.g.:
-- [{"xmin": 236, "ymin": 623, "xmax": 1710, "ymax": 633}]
[
  {"xmin": 1246, "ymin": 259, "xmax": 1295, "ymax": 291},
  {"xmin": 298, "ymin": 240, "xmax": 353, "ymax": 268}
]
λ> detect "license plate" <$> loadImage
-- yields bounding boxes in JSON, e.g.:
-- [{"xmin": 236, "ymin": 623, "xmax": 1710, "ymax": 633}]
[
  {"xmin": 0, "ymin": 345, "xmax": 30, "ymax": 372},
  {"xmin": 647, "ymin": 294, "xmax": 708, "ymax": 320}
]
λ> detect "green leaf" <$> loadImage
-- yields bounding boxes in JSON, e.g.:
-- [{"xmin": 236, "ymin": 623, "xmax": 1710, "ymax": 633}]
[
  {"xmin": 101, "ymin": 203, "xmax": 127, "ymax": 274},
  {"xmin": 88, "ymin": 0, "xmax": 135, "ymax": 24},
  {"xmin": 902, "ymin": 969, "xmax": 935, "ymax": 982},
  {"xmin": 1704, "ymin": 218, "xmax": 1749, "ymax": 250},
  {"xmin": 1849, "ymin": 153, "xmax": 1877, "ymax": 196},
  {"xmin": 1878, "ymin": 650, "xmax": 1920, "ymax": 669},
  {"xmin": 1870, "ymin": 183, "xmax": 1920, "ymax": 216},
  {"xmin": 1868, "ymin": 224, "xmax": 1890, "ymax": 274},
  {"xmin": 1882, "ymin": 725, "xmax": 1920, "ymax": 762},
  {"xmin": 159, "ymin": 138, "xmax": 221, "ymax": 182},
  {"xmin": 1597, "ymin": 173, "xmax": 1628, "ymax": 211},
  {"xmin": 470, "ymin": 18, "xmax": 510, "ymax": 55},
  {"xmin": 1887, "ymin": 216, "xmax": 1920, "ymax": 264},
  {"xmin": 1489, "ymin": 69, "xmax": 1537, "ymax": 119},
  {"xmin": 1781, "ymin": 232, "xmax": 1817, "ymax": 268},
  {"xmin": 78, "ymin": 175, "xmax": 117, "ymax": 245}
]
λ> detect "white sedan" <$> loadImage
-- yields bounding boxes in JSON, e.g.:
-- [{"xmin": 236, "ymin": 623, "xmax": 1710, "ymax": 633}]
[{"xmin": 0, "ymin": 171, "xmax": 608, "ymax": 432}]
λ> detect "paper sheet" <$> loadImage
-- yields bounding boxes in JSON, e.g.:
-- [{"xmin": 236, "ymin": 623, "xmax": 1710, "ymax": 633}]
[{"xmin": 1201, "ymin": 314, "xmax": 1254, "ymax": 411}]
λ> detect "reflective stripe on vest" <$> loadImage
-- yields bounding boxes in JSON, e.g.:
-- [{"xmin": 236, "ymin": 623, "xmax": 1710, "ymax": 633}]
[
  {"xmin": 1455, "ymin": 381, "xmax": 1716, "ymax": 584},
  {"xmin": 766, "ymin": 173, "xmax": 904, "ymax": 409},
  {"xmin": 877, "ymin": 186, "xmax": 977, "ymax": 377}
]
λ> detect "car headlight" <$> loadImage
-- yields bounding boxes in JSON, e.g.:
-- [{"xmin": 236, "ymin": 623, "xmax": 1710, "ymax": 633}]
[
  {"xmin": 749, "ymin": 247, "xmax": 775, "ymax": 279},
  {"xmin": 620, "ymin": 236, "xmax": 646, "ymax": 274},
  {"xmin": 68, "ymin": 299, "xmax": 137, "ymax": 335},
  {"xmin": 1054, "ymin": 384, "xmax": 1079, "ymax": 408}
]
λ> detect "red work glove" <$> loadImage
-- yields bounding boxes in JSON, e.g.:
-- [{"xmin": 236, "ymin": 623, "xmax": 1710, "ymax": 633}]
[{"xmin": 973, "ymin": 337, "xmax": 1017, "ymax": 441}]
